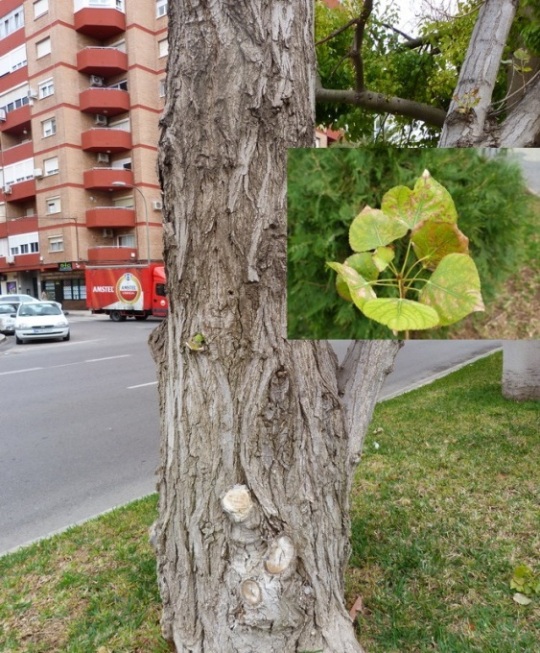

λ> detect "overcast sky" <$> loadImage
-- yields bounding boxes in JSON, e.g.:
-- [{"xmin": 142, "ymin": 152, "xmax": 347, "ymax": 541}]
[{"xmin": 377, "ymin": 0, "xmax": 459, "ymax": 35}]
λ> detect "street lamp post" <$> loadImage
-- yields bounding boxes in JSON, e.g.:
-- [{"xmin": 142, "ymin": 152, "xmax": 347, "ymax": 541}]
[{"xmin": 111, "ymin": 181, "xmax": 150, "ymax": 265}]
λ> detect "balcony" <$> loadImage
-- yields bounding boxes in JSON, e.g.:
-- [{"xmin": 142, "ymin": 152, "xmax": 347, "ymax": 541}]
[
  {"xmin": 6, "ymin": 215, "xmax": 38, "ymax": 235},
  {"xmin": 74, "ymin": 8, "xmax": 126, "ymax": 39},
  {"xmin": 83, "ymin": 167, "xmax": 134, "ymax": 191},
  {"xmin": 0, "ymin": 252, "xmax": 41, "ymax": 269},
  {"xmin": 86, "ymin": 207, "xmax": 135, "ymax": 228},
  {"xmin": 87, "ymin": 246, "xmax": 137, "ymax": 263},
  {"xmin": 77, "ymin": 47, "xmax": 128, "ymax": 76},
  {"xmin": 3, "ymin": 179, "xmax": 37, "ymax": 202},
  {"xmin": 79, "ymin": 88, "xmax": 130, "ymax": 116},
  {"xmin": 81, "ymin": 128, "xmax": 132, "ymax": 153},
  {"xmin": 2, "ymin": 141, "xmax": 33, "ymax": 166},
  {"xmin": 0, "ymin": 104, "xmax": 31, "ymax": 135}
]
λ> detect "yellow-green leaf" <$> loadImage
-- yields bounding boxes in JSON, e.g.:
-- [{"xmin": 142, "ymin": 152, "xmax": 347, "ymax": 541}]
[
  {"xmin": 419, "ymin": 253, "xmax": 484, "ymax": 325},
  {"xmin": 362, "ymin": 298, "xmax": 440, "ymax": 331},
  {"xmin": 327, "ymin": 261, "xmax": 376, "ymax": 310},
  {"xmin": 349, "ymin": 206, "xmax": 408, "ymax": 252}
]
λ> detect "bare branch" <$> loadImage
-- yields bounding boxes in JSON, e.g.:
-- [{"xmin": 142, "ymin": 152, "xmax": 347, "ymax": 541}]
[
  {"xmin": 351, "ymin": 0, "xmax": 373, "ymax": 91},
  {"xmin": 316, "ymin": 85, "xmax": 447, "ymax": 127},
  {"xmin": 496, "ymin": 73, "xmax": 540, "ymax": 146},
  {"xmin": 439, "ymin": 0, "xmax": 518, "ymax": 147}
]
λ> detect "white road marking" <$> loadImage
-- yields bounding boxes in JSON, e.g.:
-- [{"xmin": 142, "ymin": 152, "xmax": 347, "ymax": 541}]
[
  {"xmin": 128, "ymin": 381, "xmax": 158, "ymax": 389},
  {"xmin": 85, "ymin": 355, "xmax": 131, "ymax": 363},
  {"xmin": 0, "ymin": 367, "xmax": 43, "ymax": 376}
]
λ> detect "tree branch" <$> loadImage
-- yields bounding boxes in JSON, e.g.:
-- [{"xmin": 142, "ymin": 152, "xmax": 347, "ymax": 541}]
[
  {"xmin": 439, "ymin": 0, "xmax": 518, "ymax": 147},
  {"xmin": 316, "ymin": 85, "xmax": 447, "ymax": 127},
  {"xmin": 496, "ymin": 72, "xmax": 540, "ymax": 146},
  {"xmin": 351, "ymin": 0, "xmax": 373, "ymax": 91},
  {"xmin": 337, "ymin": 341, "xmax": 402, "ymax": 464}
]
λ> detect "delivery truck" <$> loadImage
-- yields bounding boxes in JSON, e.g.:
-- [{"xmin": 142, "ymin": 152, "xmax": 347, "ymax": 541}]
[{"xmin": 85, "ymin": 264, "xmax": 168, "ymax": 321}]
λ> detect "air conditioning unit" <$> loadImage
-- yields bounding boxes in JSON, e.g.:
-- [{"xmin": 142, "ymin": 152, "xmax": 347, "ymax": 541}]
[
  {"xmin": 33, "ymin": 168, "xmax": 43, "ymax": 178},
  {"xmin": 4, "ymin": 185, "xmax": 12, "ymax": 195},
  {"xmin": 152, "ymin": 200, "xmax": 163, "ymax": 211},
  {"xmin": 6, "ymin": 254, "xmax": 14, "ymax": 264},
  {"xmin": 97, "ymin": 153, "xmax": 110, "ymax": 164},
  {"xmin": 27, "ymin": 88, "xmax": 38, "ymax": 99},
  {"xmin": 95, "ymin": 114, "xmax": 108, "ymax": 126},
  {"xmin": 0, "ymin": 109, "xmax": 6, "ymax": 121},
  {"xmin": 90, "ymin": 75, "xmax": 105, "ymax": 87},
  {"xmin": 102, "ymin": 228, "xmax": 114, "ymax": 238}
]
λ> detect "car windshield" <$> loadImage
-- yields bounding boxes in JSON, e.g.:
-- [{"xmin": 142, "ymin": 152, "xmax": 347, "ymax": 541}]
[{"xmin": 19, "ymin": 303, "xmax": 62, "ymax": 317}]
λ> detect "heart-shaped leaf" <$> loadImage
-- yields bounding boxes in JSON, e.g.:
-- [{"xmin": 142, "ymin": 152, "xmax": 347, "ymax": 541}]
[
  {"xmin": 419, "ymin": 253, "xmax": 484, "ymax": 325},
  {"xmin": 382, "ymin": 170, "xmax": 457, "ymax": 229},
  {"xmin": 335, "ymin": 253, "xmax": 380, "ymax": 301},
  {"xmin": 362, "ymin": 297, "xmax": 440, "ymax": 331},
  {"xmin": 349, "ymin": 206, "xmax": 408, "ymax": 252},
  {"xmin": 327, "ymin": 262, "xmax": 377, "ymax": 310},
  {"xmin": 372, "ymin": 246, "xmax": 395, "ymax": 272},
  {"xmin": 411, "ymin": 220, "xmax": 469, "ymax": 270}
]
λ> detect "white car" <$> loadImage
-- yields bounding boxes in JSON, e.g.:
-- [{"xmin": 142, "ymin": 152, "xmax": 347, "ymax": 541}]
[
  {"xmin": 0, "ymin": 294, "xmax": 39, "ymax": 304},
  {"xmin": 15, "ymin": 301, "xmax": 70, "ymax": 344},
  {"xmin": 0, "ymin": 302, "xmax": 20, "ymax": 335}
]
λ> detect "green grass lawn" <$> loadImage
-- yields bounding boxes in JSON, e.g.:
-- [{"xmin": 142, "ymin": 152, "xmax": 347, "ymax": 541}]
[{"xmin": 1, "ymin": 352, "xmax": 538, "ymax": 652}]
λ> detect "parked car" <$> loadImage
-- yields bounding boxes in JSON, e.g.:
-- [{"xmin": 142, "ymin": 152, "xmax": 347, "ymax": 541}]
[
  {"xmin": 0, "ymin": 302, "xmax": 20, "ymax": 335},
  {"xmin": 14, "ymin": 301, "xmax": 70, "ymax": 344},
  {"xmin": 0, "ymin": 294, "xmax": 39, "ymax": 304}
]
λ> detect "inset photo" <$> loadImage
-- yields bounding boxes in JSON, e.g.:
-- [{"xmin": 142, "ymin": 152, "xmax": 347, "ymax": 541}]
[{"xmin": 287, "ymin": 147, "xmax": 540, "ymax": 340}]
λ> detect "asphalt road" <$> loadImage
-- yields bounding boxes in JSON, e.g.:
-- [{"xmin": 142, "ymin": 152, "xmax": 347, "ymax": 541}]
[
  {"xmin": 0, "ymin": 318, "xmax": 501, "ymax": 555},
  {"xmin": 0, "ymin": 315, "xmax": 161, "ymax": 554}
]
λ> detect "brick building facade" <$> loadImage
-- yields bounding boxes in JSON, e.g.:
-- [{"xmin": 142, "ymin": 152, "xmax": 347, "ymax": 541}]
[{"xmin": 0, "ymin": 0, "xmax": 167, "ymax": 308}]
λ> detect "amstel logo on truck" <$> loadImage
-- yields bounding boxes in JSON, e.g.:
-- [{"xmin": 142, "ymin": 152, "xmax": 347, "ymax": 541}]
[{"xmin": 116, "ymin": 273, "xmax": 142, "ymax": 305}]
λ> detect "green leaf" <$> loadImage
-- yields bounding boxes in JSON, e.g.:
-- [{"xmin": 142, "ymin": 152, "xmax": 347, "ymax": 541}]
[
  {"xmin": 513, "ymin": 593, "xmax": 532, "ymax": 606},
  {"xmin": 372, "ymin": 246, "xmax": 395, "ymax": 272},
  {"xmin": 344, "ymin": 253, "xmax": 380, "ymax": 281},
  {"xmin": 362, "ymin": 298, "xmax": 440, "ymax": 331},
  {"xmin": 327, "ymin": 261, "xmax": 377, "ymax": 310},
  {"xmin": 335, "ymin": 253, "xmax": 379, "ymax": 302},
  {"xmin": 411, "ymin": 220, "xmax": 469, "ymax": 270},
  {"xmin": 382, "ymin": 170, "xmax": 458, "ymax": 229},
  {"xmin": 349, "ymin": 206, "xmax": 408, "ymax": 252},
  {"xmin": 419, "ymin": 253, "xmax": 484, "ymax": 326}
]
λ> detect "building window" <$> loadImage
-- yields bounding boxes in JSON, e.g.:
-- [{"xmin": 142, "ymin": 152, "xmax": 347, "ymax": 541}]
[
  {"xmin": 43, "ymin": 156, "xmax": 59, "ymax": 176},
  {"xmin": 0, "ymin": 44, "xmax": 27, "ymax": 76},
  {"xmin": 39, "ymin": 78, "xmax": 54, "ymax": 99},
  {"xmin": 36, "ymin": 37, "xmax": 51, "ymax": 59},
  {"xmin": 48, "ymin": 236, "xmax": 63, "ymax": 252},
  {"xmin": 108, "ymin": 79, "xmax": 128, "ymax": 91},
  {"xmin": 42, "ymin": 117, "xmax": 56, "ymax": 137},
  {"xmin": 158, "ymin": 38, "xmax": 168, "ymax": 58},
  {"xmin": 34, "ymin": 0, "xmax": 49, "ymax": 18},
  {"xmin": 46, "ymin": 197, "xmax": 61, "ymax": 214},
  {"xmin": 118, "ymin": 234, "xmax": 135, "ymax": 248},
  {"xmin": 0, "ymin": 7, "xmax": 25, "ymax": 39},
  {"xmin": 159, "ymin": 79, "xmax": 166, "ymax": 98},
  {"xmin": 156, "ymin": 0, "xmax": 167, "ymax": 17}
]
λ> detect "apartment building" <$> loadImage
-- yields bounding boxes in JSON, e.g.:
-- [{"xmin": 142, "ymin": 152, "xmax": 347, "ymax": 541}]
[{"xmin": 0, "ymin": 0, "xmax": 167, "ymax": 308}]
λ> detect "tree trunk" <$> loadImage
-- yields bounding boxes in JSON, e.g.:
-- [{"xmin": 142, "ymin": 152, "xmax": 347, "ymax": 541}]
[
  {"xmin": 150, "ymin": 2, "xmax": 399, "ymax": 652},
  {"xmin": 502, "ymin": 342, "xmax": 540, "ymax": 400}
]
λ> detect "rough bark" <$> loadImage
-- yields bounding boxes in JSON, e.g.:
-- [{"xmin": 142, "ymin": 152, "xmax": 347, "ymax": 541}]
[
  {"xmin": 439, "ymin": 0, "xmax": 519, "ymax": 147},
  {"xmin": 502, "ymin": 342, "xmax": 540, "ymax": 401},
  {"xmin": 150, "ymin": 1, "xmax": 399, "ymax": 652}
]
